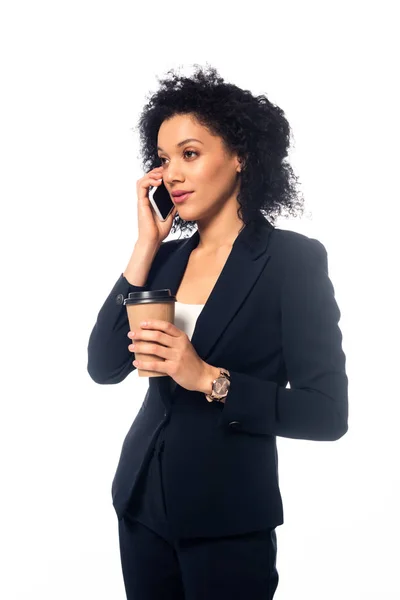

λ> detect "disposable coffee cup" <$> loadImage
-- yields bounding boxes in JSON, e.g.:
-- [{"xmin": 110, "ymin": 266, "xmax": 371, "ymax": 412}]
[{"xmin": 123, "ymin": 289, "xmax": 176, "ymax": 377}]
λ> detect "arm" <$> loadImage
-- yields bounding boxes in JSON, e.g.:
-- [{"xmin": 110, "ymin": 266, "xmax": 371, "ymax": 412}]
[
  {"xmin": 218, "ymin": 238, "xmax": 348, "ymax": 441},
  {"xmin": 122, "ymin": 241, "xmax": 161, "ymax": 286},
  {"xmin": 87, "ymin": 240, "xmax": 178, "ymax": 384}
]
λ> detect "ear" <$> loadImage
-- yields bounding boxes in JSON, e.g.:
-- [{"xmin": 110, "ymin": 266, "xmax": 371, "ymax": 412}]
[{"xmin": 237, "ymin": 156, "xmax": 247, "ymax": 172}]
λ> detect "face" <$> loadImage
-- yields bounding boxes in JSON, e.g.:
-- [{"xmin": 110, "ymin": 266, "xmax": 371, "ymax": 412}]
[{"xmin": 157, "ymin": 114, "xmax": 242, "ymax": 222}]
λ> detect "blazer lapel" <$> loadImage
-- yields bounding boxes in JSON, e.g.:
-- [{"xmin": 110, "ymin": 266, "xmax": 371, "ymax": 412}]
[{"xmin": 148, "ymin": 215, "xmax": 274, "ymax": 399}]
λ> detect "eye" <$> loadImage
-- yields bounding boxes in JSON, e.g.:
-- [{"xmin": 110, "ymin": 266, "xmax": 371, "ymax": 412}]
[
  {"xmin": 184, "ymin": 150, "xmax": 198, "ymax": 159},
  {"xmin": 158, "ymin": 150, "xmax": 198, "ymax": 165}
]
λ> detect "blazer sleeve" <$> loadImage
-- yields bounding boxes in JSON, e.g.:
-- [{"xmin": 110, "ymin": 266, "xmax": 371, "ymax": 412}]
[
  {"xmin": 87, "ymin": 240, "xmax": 179, "ymax": 385},
  {"xmin": 218, "ymin": 237, "xmax": 349, "ymax": 442}
]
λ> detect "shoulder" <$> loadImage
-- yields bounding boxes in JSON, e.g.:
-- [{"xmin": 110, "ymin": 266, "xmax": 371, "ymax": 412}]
[
  {"xmin": 271, "ymin": 227, "xmax": 327, "ymax": 254},
  {"xmin": 269, "ymin": 227, "xmax": 328, "ymax": 273},
  {"xmin": 159, "ymin": 238, "xmax": 183, "ymax": 250},
  {"xmin": 154, "ymin": 238, "xmax": 183, "ymax": 259}
]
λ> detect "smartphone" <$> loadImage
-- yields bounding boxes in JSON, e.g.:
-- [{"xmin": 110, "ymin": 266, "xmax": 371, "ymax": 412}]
[{"xmin": 149, "ymin": 179, "xmax": 175, "ymax": 222}]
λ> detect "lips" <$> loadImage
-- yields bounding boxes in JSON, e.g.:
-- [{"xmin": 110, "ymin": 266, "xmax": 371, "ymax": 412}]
[
  {"xmin": 172, "ymin": 190, "xmax": 193, "ymax": 197},
  {"xmin": 172, "ymin": 192, "xmax": 193, "ymax": 203}
]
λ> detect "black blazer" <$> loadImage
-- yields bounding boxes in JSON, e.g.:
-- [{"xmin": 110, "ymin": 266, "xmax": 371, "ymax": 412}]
[{"xmin": 87, "ymin": 215, "xmax": 348, "ymax": 540}]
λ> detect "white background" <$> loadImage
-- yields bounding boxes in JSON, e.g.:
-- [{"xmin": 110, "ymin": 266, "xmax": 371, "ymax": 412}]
[{"xmin": 1, "ymin": 1, "xmax": 399, "ymax": 598}]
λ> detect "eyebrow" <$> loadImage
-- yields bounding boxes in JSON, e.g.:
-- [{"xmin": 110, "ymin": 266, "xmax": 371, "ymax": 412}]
[{"xmin": 157, "ymin": 138, "xmax": 204, "ymax": 152}]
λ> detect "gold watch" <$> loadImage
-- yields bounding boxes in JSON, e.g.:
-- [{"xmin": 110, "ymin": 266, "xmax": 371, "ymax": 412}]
[{"xmin": 205, "ymin": 368, "xmax": 231, "ymax": 403}]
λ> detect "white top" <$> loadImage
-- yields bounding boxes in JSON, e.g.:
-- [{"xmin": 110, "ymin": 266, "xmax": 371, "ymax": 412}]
[{"xmin": 174, "ymin": 301, "xmax": 205, "ymax": 341}]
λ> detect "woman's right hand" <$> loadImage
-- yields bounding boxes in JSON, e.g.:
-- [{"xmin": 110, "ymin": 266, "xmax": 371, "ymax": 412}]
[{"xmin": 136, "ymin": 167, "xmax": 178, "ymax": 247}]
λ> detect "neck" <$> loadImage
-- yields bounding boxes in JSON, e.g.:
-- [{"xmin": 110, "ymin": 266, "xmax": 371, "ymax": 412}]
[{"xmin": 195, "ymin": 207, "xmax": 245, "ymax": 254}]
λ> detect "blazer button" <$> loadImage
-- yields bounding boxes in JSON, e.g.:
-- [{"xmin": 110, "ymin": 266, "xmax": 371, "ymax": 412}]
[
  {"xmin": 229, "ymin": 421, "xmax": 241, "ymax": 430},
  {"xmin": 116, "ymin": 293, "xmax": 124, "ymax": 305}
]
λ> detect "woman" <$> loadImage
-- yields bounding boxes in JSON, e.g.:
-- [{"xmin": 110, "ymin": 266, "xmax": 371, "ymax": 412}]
[{"xmin": 87, "ymin": 64, "xmax": 348, "ymax": 599}]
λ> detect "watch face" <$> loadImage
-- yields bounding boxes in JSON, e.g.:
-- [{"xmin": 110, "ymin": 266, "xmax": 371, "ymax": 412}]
[{"xmin": 214, "ymin": 377, "xmax": 229, "ymax": 395}]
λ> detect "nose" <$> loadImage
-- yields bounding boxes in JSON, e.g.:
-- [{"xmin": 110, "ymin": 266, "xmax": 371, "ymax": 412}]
[
  {"xmin": 164, "ymin": 175, "xmax": 185, "ymax": 189},
  {"xmin": 162, "ymin": 165, "xmax": 185, "ymax": 185}
]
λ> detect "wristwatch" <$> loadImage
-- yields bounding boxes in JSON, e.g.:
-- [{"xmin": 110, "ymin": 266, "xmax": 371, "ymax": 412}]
[{"xmin": 205, "ymin": 368, "xmax": 231, "ymax": 403}]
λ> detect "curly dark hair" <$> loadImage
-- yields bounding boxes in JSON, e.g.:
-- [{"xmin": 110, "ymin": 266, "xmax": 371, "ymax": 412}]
[{"xmin": 134, "ymin": 63, "xmax": 306, "ymax": 238}]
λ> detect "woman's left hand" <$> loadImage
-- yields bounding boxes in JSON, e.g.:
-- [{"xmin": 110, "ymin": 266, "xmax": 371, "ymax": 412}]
[{"xmin": 127, "ymin": 319, "xmax": 209, "ymax": 392}]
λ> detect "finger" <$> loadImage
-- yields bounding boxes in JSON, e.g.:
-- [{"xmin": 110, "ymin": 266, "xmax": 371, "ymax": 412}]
[
  {"xmin": 128, "ymin": 329, "xmax": 173, "ymax": 347},
  {"xmin": 140, "ymin": 319, "xmax": 181, "ymax": 337},
  {"xmin": 130, "ymin": 342, "xmax": 170, "ymax": 359},
  {"xmin": 133, "ymin": 358, "xmax": 169, "ymax": 374}
]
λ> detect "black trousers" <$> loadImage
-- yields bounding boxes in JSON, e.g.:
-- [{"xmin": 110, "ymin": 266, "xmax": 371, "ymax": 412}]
[{"xmin": 117, "ymin": 424, "xmax": 279, "ymax": 599}]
